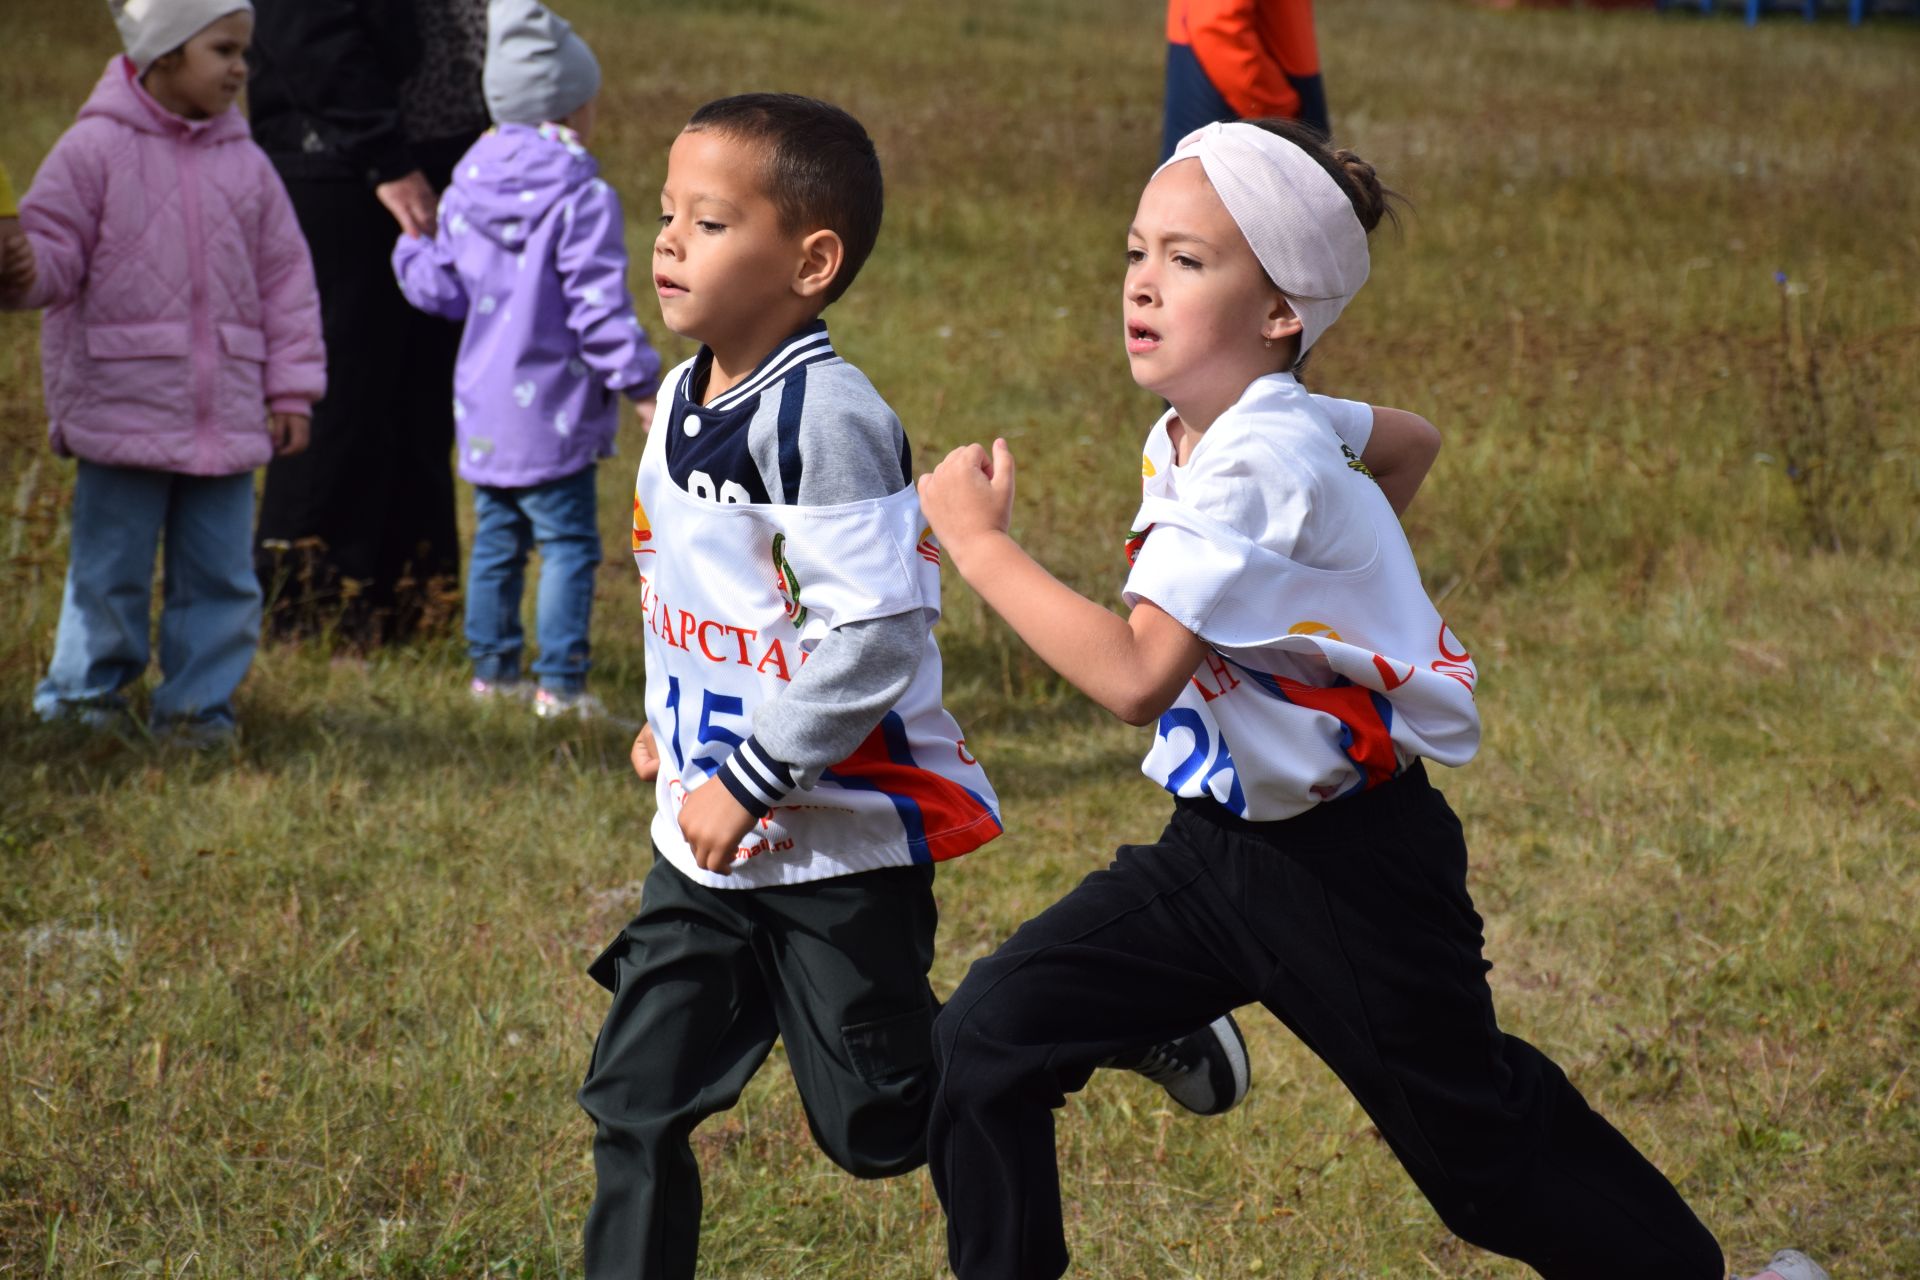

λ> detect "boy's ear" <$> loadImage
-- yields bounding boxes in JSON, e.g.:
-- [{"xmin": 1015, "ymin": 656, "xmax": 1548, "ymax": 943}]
[
  {"xmin": 793, "ymin": 228, "xmax": 845, "ymax": 301},
  {"xmin": 1263, "ymin": 295, "xmax": 1304, "ymax": 342}
]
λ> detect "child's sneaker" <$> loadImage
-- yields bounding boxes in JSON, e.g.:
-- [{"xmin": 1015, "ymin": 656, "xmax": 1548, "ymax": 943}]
[
  {"xmin": 1108, "ymin": 1012, "xmax": 1250, "ymax": 1116},
  {"xmin": 1740, "ymin": 1251, "xmax": 1829, "ymax": 1280},
  {"xmin": 470, "ymin": 676, "xmax": 532, "ymax": 702},
  {"xmin": 153, "ymin": 716, "xmax": 237, "ymax": 750},
  {"xmin": 534, "ymin": 687, "xmax": 607, "ymax": 720}
]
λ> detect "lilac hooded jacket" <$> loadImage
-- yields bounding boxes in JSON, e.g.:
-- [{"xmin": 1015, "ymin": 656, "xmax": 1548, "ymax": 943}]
[
  {"xmin": 14, "ymin": 58, "xmax": 325, "ymax": 476},
  {"xmin": 392, "ymin": 123, "xmax": 660, "ymax": 489}
]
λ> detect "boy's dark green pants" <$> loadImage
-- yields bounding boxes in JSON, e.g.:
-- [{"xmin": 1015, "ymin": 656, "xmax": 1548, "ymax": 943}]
[{"xmin": 579, "ymin": 852, "xmax": 939, "ymax": 1280}]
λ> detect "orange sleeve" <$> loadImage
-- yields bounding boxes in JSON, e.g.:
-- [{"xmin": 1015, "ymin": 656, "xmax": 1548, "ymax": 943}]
[
  {"xmin": 1184, "ymin": 0, "xmax": 1301, "ymax": 121},
  {"xmin": 1257, "ymin": 0, "xmax": 1321, "ymax": 83}
]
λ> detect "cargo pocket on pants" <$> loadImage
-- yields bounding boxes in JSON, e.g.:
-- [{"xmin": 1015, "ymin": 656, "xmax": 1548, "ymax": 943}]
[{"xmin": 842, "ymin": 1004, "xmax": 936, "ymax": 1086}]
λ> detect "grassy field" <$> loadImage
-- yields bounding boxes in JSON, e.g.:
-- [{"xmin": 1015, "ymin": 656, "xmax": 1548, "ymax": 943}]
[{"xmin": 3, "ymin": 0, "xmax": 1917, "ymax": 1275}]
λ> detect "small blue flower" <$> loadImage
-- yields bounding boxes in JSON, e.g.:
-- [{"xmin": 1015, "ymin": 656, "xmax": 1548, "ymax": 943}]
[{"xmin": 1774, "ymin": 271, "xmax": 1788, "ymax": 285}]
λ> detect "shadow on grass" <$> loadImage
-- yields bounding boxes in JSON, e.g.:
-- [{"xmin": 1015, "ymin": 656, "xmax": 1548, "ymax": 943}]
[{"xmin": 0, "ymin": 697, "xmax": 643, "ymax": 804}]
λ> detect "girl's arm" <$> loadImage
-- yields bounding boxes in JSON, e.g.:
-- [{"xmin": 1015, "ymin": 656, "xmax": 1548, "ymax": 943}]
[
  {"xmin": 1361, "ymin": 406, "xmax": 1441, "ymax": 516},
  {"xmin": 12, "ymin": 127, "xmax": 106, "ymax": 311},
  {"xmin": 556, "ymin": 181, "xmax": 661, "ymax": 399},
  {"xmin": 390, "ymin": 211, "xmax": 469, "ymax": 321},
  {"xmin": 253, "ymin": 156, "xmax": 326, "ymax": 413},
  {"xmin": 920, "ymin": 439, "xmax": 1206, "ymax": 726}
]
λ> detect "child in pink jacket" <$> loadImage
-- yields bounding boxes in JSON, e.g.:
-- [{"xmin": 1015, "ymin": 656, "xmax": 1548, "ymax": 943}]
[{"xmin": 9, "ymin": 0, "xmax": 325, "ymax": 743}]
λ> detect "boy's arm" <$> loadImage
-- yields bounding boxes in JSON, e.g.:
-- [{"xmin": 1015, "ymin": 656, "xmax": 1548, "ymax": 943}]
[
  {"xmin": 677, "ymin": 387, "xmax": 924, "ymax": 874},
  {"xmin": 390, "ymin": 204, "xmax": 469, "ymax": 321},
  {"xmin": 253, "ymin": 154, "xmax": 327, "ymax": 413},
  {"xmin": 556, "ymin": 180, "xmax": 661, "ymax": 399}
]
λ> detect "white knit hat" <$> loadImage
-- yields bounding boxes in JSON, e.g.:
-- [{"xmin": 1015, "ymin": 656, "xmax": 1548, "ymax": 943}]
[
  {"xmin": 107, "ymin": 0, "xmax": 253, "ymax": 74},
  {"xmin": 1153, "ymin": 122, "xmax": 1370, "ymax": 356},
  {"xmin": 484, "ymin": 0, "xmax": 602, "ymax": 126}
]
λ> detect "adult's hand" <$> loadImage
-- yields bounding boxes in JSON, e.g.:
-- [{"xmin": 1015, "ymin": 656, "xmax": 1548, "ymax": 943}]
[{"xmin": 376, "ymin": 170, "xmax": 439, "ymax": 238}]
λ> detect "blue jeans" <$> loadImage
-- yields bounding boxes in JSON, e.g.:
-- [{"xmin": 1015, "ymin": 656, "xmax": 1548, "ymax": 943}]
[
  {"xmin": 465, "ymin": 465, "xmax": 603, "ymax": 693},
  {"xmin": 34, "ymin": 462, "xmax": 262, "ymax": 728}
]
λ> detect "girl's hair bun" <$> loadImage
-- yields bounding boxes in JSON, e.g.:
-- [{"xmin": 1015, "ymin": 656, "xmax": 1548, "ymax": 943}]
[
  {"xmin": 1331, "ymin": 148, "xmax": 1388, "ymax": 234},
  {"xmin": 1246, "ymin": 117, "xmax": 1399, "ymax": 235}
]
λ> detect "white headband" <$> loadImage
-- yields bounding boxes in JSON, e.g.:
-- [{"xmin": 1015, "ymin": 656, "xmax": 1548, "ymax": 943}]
[{"xmin": 1152, "ymin": 121, "xmax": 1370, "ymax": 356}]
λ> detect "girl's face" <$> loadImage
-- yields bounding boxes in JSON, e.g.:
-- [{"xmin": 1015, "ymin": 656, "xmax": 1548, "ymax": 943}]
[
  {"xmin": 1124, "ymin": 158, "xmax": 1299, "ymax": 428},
  {"xmin": 143, "ymin": 9, "xmax": 254, "ymax": 121}
]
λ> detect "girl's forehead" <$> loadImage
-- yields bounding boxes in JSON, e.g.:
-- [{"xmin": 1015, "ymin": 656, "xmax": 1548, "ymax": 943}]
[{"xmin": 1134, "ymin": 160, "xmax": 1232, "ymax": 232}]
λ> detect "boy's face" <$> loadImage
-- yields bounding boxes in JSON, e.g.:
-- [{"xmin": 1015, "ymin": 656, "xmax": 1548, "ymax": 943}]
[
  {"xmin": 653, "ymin": 129, "xmax": 812, "ymax": 350},
  {"xmin": 144, "ymin": 9, "xmax": 253, "ymax": 121}
]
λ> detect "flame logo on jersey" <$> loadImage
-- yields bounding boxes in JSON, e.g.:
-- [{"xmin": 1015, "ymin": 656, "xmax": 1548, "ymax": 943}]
[
  {"xmin": 1288, "ymin": 620, "xmax": 1345, "ymax": 642},
  {"xmin": 772, "ymin": 532, "xmax": 808, "ymax": 627},
  {"xmin": 916, "ymin": 526, "xmax": 942, "ymax": 566},
  {"xmin": 1124, "ymin": 523, "xmax": 1155, "ymax": 566},
  {"xmin": 1433, "ymin": 621, "xmax": 1476, "ymax": 693},
  {"xmin": 632, "ymin": 493, "xmax": 654, "ymax": 555}
]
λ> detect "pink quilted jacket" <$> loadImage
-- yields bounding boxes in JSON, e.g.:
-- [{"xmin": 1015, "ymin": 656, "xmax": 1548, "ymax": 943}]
[{"xmin": 14, "ymin": 57, "xmax": 325, "ymax": 475}]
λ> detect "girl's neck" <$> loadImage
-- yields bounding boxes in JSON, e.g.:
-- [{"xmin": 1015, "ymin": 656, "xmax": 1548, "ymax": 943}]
[
  {"xmin": 140, "ymin": 69, "xmax": 209, "ymax": 121},
  {"xmin": 1165, "ymin": 396, "xmax": 1228, "ymax": 466},
  {"xmin": 1166, "ymin": 368, "xmax": 1291, "ymax": 464}
]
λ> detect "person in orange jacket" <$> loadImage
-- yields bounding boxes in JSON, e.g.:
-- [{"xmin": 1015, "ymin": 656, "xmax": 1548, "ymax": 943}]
[{"xmin": 1163, "ymin": 0, "xmax": 1328, "ymax": 161}]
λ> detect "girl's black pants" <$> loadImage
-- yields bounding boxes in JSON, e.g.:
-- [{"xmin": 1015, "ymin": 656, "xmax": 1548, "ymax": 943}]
[{"xmin": 928, "ymin": 763, "xmax": 1725, "ymax": 1280}]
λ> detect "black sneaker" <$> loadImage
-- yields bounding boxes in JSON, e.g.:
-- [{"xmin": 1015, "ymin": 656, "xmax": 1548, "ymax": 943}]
[{"xmin": 1109, "ymin": 1013, "xmax": 1250, "ymax": 1116}]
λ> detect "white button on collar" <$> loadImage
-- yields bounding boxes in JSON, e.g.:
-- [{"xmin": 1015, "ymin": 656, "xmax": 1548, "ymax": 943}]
[{"xmin": 683, "ymin": 413, "xmax": 702, "ymax": 437}]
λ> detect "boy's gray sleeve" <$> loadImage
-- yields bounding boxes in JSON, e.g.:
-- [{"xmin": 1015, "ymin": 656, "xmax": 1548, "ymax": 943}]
[{"xmin": 711, "ymin": 366, "xmax": 929, "ymax": 817}]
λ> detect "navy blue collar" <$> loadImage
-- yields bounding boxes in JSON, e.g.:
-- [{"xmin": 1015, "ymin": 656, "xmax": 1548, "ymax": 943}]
[{"xmin": 685, "ymin": 320, "xmax": 834, "ymax": 413}]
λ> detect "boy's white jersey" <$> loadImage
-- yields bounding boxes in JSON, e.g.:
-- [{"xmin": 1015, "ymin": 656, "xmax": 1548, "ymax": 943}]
[
  {"xmin": 632, "ymin": 375, "xmax": 1001, "ymax": 888},
  {"xmin": 1123, "ymin": 373, "xmax": 1481, "ymax": 821}
]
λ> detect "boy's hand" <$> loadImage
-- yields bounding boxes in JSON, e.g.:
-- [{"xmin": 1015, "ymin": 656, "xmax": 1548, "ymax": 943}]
[
  {"xmin": 630, "ymin": 724, "xmax": 660, "ymax": 780},
  {"xmin": 633, "ymin": 396, "xmax": 656, "ymax": 433},
  {"xmin": 918, "ymin": 437, "xmax": 1016, "ymax": 563},
  {"xmin": 678, "ymin": 780, "xmax": 757, "ymax": 876},
  {"xmin": 269, "ymin": 412, "xmax": 310, "ymax": 456}
]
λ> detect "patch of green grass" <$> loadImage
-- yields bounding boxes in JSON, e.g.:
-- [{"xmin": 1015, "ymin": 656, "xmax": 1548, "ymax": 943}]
[{"xmin": 3, "ymin": 0, "xmax": 1917, "ymax": 1275}]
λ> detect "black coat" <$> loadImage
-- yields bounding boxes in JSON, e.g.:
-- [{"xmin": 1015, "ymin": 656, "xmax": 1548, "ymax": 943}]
[{"xmin": 247, "ymin": 0, "xmax": 422, "ymax": 186}]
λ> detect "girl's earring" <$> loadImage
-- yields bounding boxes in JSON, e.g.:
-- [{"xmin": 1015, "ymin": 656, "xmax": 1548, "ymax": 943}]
[{"xmin": 1263, "ymin": 338, "xmax": 1273, "ymax": 349}]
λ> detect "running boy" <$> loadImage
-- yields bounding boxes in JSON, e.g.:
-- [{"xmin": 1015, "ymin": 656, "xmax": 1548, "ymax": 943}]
[
  {"xmin": 576, "ymin": 93, "xmax": 1247, "ymax": 1280},
  {"xmin": 392, "ymin": 0, "xmax": 660, "ymax": 717},
  {"xmin": 917, "ymin": 119, "xmax": 1815, "ymax": 1279}
]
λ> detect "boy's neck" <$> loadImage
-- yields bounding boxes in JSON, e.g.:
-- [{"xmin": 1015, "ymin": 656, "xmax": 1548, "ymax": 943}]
[{"xmin": 699, "ymin": 314, "xmax": 825, "ymax": 404}]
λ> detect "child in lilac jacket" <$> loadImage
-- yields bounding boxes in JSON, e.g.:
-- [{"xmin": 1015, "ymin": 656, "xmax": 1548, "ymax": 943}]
[
  {"xmin": 393, "ymin": 0, "xmax": 660, "ymax": 717},
  {"xmin": 10, "ymin": 0, "xmax": 325, "ymax": 741}
]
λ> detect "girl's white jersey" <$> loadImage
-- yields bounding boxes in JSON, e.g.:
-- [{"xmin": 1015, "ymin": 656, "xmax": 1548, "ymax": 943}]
[
  {"xmin": 632, "ymin": 381, "xmax": 1001, "ymax": 888},
  {"xmin": 1123, "ymin": 374, "xmax": 1480, "ymax": 821}
]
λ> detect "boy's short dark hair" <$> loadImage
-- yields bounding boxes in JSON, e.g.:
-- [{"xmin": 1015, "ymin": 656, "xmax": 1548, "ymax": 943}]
[{"xmin": 686, "ymin": 93, "xmax": 883, "ymax": 307}]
